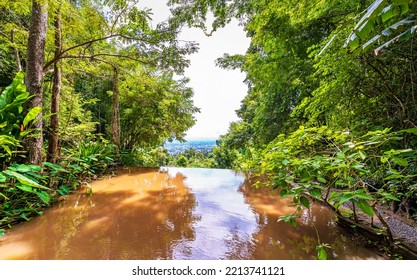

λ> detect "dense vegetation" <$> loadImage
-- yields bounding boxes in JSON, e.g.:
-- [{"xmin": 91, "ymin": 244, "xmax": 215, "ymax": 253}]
[
  {"xmin": 168, "ymin": 0, "xmax": 417, "ymax": 258},
  {"xmin": 0, "ymin": 0, "xmax": 199, "ymax": 232}
]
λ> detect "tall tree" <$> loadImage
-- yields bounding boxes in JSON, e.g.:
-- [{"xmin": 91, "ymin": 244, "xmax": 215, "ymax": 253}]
[
  {"xmin": 47, "ymin": 2, "xmax": 62, "ymax": 163},
  {"xmin": 25, "ymin": 0, "xmax": 48, "ymax": 164}
]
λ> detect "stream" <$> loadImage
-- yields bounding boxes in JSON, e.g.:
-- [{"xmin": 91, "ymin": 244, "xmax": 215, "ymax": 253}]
[{"xmin": 0, "ymin": 167, "xmax": 385, "ymax": 260}]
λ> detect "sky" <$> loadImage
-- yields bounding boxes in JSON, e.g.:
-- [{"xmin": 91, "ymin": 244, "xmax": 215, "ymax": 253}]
[{"xmin": 139, "ymin": 1, "xmax": 251, "ymax": 140}]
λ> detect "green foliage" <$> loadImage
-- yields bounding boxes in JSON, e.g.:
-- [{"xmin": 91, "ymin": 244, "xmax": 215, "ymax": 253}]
[
  {"xmin": 62, "ymin": 140, "xmax": 117, "ymax": 176},
  {"xmin": 121, "ymin": 147, "xmax": 172, "ymax": 167},
  {"xmin": 120, "ymin": 71, "xmax": 199, "ymax": 149},
  {"xmin": 0, "ymin": 72, "xmax": 40, "ymax": 161},
  {"xmin": 0, "ymin": 163, "xmax": 50, "ymax": 226},
  {"xmin": 0, "ymin": 139, "xmax": 117, "ymax": 229},
  {"xmin": 317, "ymin": 243, "xmax": 331, "ymax": 260},
  {"xmin": 345, "ymin": 0, "xmax": 416, "ymax": 55},
  {"xmin": 260, "ymin": 126, "xmax": 417, "ymax": 234}
]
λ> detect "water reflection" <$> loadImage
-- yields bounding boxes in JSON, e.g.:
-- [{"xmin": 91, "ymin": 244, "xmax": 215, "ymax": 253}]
[{"xmin": 0, "ymin": 167, "xmax": 385, "ymax": 260}]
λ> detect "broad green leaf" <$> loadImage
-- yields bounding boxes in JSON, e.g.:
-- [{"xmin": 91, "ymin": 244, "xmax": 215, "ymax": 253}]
[
  {"xmin": 317, "ymin": 176, "xmax": 326, "ymax": 183},
  {"xmin": 400, "ymin": 4, "xmax": 409, "ymax": 14},
  {"xmin": 309, "ymin": 188, "xmax": 322, "ymax": 199},
  {"xmin": 280, "ymin": 188, "xmax": 288, "ymax": 197},
  {"xmin": 0, "ymin": 173, "xmax": 6, "ymax": 183},
  {"xmin": 9, "ymin": 164, "xmax": 41, "ymax": 173},
  {"xmin": 380, "ymin": 4, "xmax": 399, "ymax": 22},
  {"xmin": 338, "ymin": 193, "xmax": 354, "ymax": 205},
  {"xmin": 15, "ymin": 183, "xmax": 33, "ymax": 193},
  {"xmin": 392, "ymin": 0, "xmax": 412, "ymax": 5},
  {"xmin": 21, "ymin": 213, "xmax": 28, "ymax": 221},
  {"xmin": 2, "ymin": 170, "xmax": 49, "ymax": 190},
  {"xmin": 354, "ymin": 0, "xmax": 386, "ymax": 31},
  {"xmin": 317, "ymin": 246, "xmax": 328, "ymax": 260},
  {"xmin": 36, "ymin": 191, "xmax": 50, "ymax": 204},
  {"xmin": 391, "ymin": 157, "xmax": 408, "ymax": 167},
  {"xmin": 23, "ymin": 106, "xmax": 41, "ymax": 127},
  {"xmin": 43, "ymin": 162, "xmax": 68, "ymax": 172},
  {"xmin": 375, "ymin": 26, "xmax": 417, "ymax": 55},
  {"xmin": 354, "ymin": 192, "xmax": 374, "ymax": 200},
  {"xmin": 379, "ymin": 192, "xmax": 400, "ymax": 201},
  {"xmin": 300, "ymin": 196, "xmax": 310, "ymax": 208},
  {"xmin": 362, "ymin": 35, "xmax": 381, "ymax": 51},
  {"xmin": 57, "ymin": 185, "xmax": 70, "ymax": 196},
  {"xmin": 357, "ymin": 199, "xmax": 374, "ymax": 217},
  {"xmin": 347, "ymin": 33, "xmax": 360, "ymax": 51},
  {"xmin": 356, "ymin": 19, "xmax": 375, "ymax": 40},
  {"xmin": 403, "ymin": 128, "xmax": 417, "ymax": 135}
]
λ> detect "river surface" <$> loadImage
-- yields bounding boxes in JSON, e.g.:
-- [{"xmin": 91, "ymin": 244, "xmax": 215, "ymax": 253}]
[{"xmin": 0, "ymin": 167, "xmax": 385, "ymax": 260}]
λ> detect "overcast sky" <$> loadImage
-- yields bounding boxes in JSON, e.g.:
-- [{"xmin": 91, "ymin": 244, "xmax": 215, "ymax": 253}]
[{"xmin": 139, "ymin": 1, "xmax": 250, "ymax": 140}]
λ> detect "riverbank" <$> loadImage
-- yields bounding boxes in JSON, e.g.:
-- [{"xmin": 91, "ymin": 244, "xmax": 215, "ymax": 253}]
[{"xmin": 334, "ymin": 203, "xmax": 417, "ymax": 259}]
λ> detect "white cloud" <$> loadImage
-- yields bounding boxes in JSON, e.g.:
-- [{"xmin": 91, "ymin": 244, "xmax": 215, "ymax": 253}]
[{"xmin": 139, "ymin": 1, "xmax": 250, "ymax": 140}]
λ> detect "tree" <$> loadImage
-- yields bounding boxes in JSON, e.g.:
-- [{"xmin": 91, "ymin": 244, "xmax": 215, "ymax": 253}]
[
  {"xmin": 119, "ymin": 70, "xmax": 199, "ymax": 150},
  {"xmin": 47, "ymin": 0, "xmax": 62, "ymax": 163},
  {"xmin": 24, "ymin": 0, "xmax": 48, "ymax": 165},
  {"xmin": 345, "ymin": 0, "xmax": 416, "ymax": 55}
]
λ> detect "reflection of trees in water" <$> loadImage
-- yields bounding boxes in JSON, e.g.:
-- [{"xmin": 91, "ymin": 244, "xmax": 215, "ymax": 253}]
[
  {"xmin": 237, "ymin": 175, "xmax": 383, "ymax": 260},
  {"xmin": 70, "ymin": 170, "xmax": 199, "ymax": 259},
  {"xmin": 1, "ymin": 169, "xmax": 198, "ymax": 260},
  {"xmin": 223, "ymin": 224, "xmax": 255, "ymax": 260}
]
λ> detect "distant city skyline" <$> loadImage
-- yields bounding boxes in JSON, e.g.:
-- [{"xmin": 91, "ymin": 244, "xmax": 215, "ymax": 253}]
[{"xmin": 140, "ymin": 1, "xmax": 250, "ymax": 140}]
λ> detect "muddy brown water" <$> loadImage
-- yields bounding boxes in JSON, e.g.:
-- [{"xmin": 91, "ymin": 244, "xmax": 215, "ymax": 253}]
[{"xmin": 0, "ymin": 167, "xmax": 385, "ymax": 260}]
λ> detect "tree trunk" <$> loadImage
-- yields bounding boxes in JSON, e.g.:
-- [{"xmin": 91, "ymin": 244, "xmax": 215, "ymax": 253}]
[
  {"xmin": 111, "ymin": 66, "xmax": 121, "ymax": 147},
  {"xmin": 24, "ymin": 0, "xmax": 48, "ymax": 165},
  {"xmin": 47, "ymin": 7, "xmax": 62, "ymax": 164}
]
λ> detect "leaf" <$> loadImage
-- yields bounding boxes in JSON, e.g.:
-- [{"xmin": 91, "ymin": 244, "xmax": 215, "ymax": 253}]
[
  {"xmin": 281, "ymin": 159, "xmax": 290, "ymax": 165},
  {"xmin": 339, "ymin": 193, "xmax": 354, "ymax": 205},
  {"xmin": 309, "ymin": 188, "xmax": 322, "ymax": 199},
  {"xmin": 2, "ymin": 170, "xmax": 49, "ymax": 190},
  {"xmin": 391, "ymin": 157, "xmax": 408, "ymax": 167},
  {"xmin": 375, "ymin": 25, "xmax": 417, "ymax": 55},
  {"xmin": 59, "ymin": 185, "xmax": 70, "ymax": 195},
  {"xmin": 354, "ymin": 191, "xmax": 374, "ymax": 200},
  {"xmin": 9, "ymin": 164, "xmax": 41, "ymax": 173},
  {"xmin": 0, "ymin": 229, "xmax": 4, "ymax": 237},
  {"xmin": 36, "ymin": 191, "xmax": 50, "ymax": 204},
  {"xmin": 379, "ymin": 192, "xmax": 400, "ymax": 201},
  {"xmin": 402, "ymin": 128, "xmax": 417, "ymax": 135},
  {"xmin": 354, "ymin": 0, "xmax": 386, "ymax": 31},
  {"xmin": 380, "ymin": 4, "xmax": 400, "ymax": 22},
  {"xmin": 317, "ymin": 246, "xmax": 328, "ymax": 260},
  {"xmin": 317, "ymin": 176, "xmax": 327, "ymax": 183},
  {"xmin": 280, "ymin": 188, "xmax": 288, "ymax": 197},
  {"xmin": 43, "ymin": 162, "xmax": 68, "ymax": 172},
  {"xmin": 15, "ymin": 183, "xmax": 33, "ymax": 193},
  {"xmin": 22, "ymin": 106, "xmax": 41, "ymax": 127},
  {"xmin": 300, "ymin": 196, "xmax": 310, "ymax": 208},
  {"xmin": 0, "ymin": 173, "xmax": 6, "ymax": 183},
  {"xmin": 357, "ymin": 199, "xmax": 374, "ymax": 217}
]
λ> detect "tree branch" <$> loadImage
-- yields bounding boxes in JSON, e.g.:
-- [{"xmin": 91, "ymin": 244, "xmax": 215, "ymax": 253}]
[
  {"xmin": 58, "ymin": 53, "xmax": 157, "ymax": 65},
  {"xmin": 43, "ymin": 32, "xmax": 165, "ymax": 71}
]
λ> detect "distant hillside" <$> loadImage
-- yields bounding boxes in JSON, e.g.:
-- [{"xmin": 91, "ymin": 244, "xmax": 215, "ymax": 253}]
[{"xmin": 164, "ymin": 139, "xmax": 217, "ymax": 154}]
